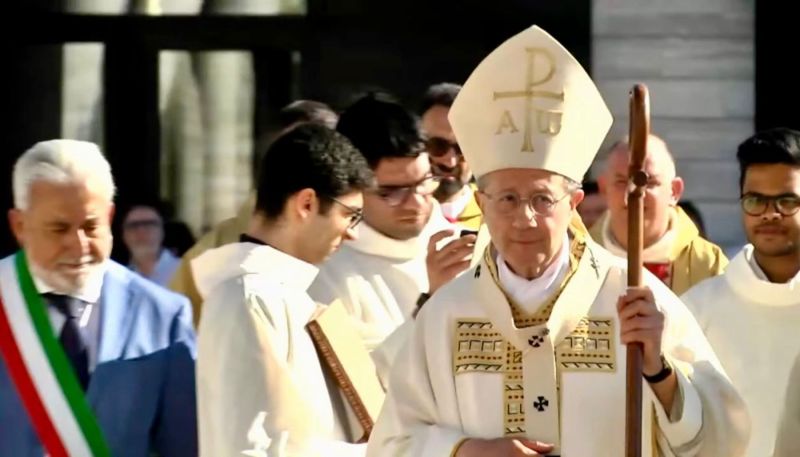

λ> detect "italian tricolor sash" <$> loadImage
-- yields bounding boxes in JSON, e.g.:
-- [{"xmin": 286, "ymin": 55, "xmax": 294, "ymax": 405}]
[{"xmin": 0, "ymin": 251, "xmax": 109, "ymax": 456}]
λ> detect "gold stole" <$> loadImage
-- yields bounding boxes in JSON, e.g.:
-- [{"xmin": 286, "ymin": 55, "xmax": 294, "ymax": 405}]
[
  {"xmin": 482, "ymin": 234, "xmax": 585, "ymax": 436},
  {"xmin": 453, "ymin": 218, "xmax": 617, "ymax": 447}
]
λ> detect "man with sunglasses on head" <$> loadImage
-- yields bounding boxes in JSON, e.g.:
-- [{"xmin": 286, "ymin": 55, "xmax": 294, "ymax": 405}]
[
  {"xmin": 194, "ymin": 124, "xmax": 375, "ymax": 456},
  {"xmin": 421, "ymin": 83, "xmax": 482, "ymax": 231},
  {"xmin": 682, "ymin": 128, "xmax": 800, "ymax": 457},
  {"xmin": 309, "ymin": 94, "xmax": 475, "ymax": 372}
]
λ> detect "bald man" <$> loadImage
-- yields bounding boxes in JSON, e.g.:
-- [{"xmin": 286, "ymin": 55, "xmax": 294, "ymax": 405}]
[{"xmin": 590, "ymin": 135, "xmax": 728, "ymax": 295}]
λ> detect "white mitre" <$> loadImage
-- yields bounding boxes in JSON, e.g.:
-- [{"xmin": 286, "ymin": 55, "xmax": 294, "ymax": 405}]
[{"xmin": 449, "ymin": 25, "xmax": 613, "ymax": 182}]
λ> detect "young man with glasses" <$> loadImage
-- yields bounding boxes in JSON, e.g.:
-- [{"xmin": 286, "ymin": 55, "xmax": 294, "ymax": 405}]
[
  {"xmin": 367, "ymin": 26, "xmax": 747, "ymax": 457},
  {"xmin": 421, "ymin": 83, "xmax": 482, "ymax": 231},
  {"xmin": 309, "ymin": 95, "xmax": 476, "ymax": 372},
  {"xmin": 194, "ymin": 124, "xmax": 375, "ymax": 456},
  {"xmin": 683, "ymin": 128, "xmax": 800, "ymax": 457},
  {"xmin": 168, "ymin": 99, "xmax": 339, "ymax": 326}
]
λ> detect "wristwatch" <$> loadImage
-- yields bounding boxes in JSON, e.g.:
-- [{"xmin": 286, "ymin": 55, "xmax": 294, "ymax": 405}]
[
  {"xmin": 416, "ymin": 292, "xmax": 431, "ymax": 309},
  {"xmin": 643, "ymin": 354, "xmax": 673, "ymax": 384}
]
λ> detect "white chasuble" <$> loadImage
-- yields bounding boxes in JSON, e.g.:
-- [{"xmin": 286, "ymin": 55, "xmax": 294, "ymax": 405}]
[{"xmin": 366, "ymin": 231, "xmax": 749, "ymax": 457}]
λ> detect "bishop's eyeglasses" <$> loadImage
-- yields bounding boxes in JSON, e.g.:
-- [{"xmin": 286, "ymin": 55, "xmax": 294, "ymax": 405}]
[{"xmin": 479, "ymin": 190, "xmax": 572, "ymax": 217}]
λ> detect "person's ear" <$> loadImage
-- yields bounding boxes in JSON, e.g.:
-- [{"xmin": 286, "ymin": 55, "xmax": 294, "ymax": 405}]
[
  {"xmin": 291, "ymin": 188, "xmax": 319, "ymax": 222},
  {"xmin": 671, "ymin": 177, "xmax": 685, "ymax": 206}
]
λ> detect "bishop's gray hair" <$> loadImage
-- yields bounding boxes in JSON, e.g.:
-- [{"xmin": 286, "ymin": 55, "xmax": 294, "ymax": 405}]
[{"xmin": 13, "ymin": 139, "xmax": 116, "ymax": 210}]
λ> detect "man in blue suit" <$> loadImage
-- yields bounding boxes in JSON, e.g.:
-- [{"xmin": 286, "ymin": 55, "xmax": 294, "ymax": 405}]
[{"xmin": 0, "ymin": 139, "xmax": 197, "ymax": 456}]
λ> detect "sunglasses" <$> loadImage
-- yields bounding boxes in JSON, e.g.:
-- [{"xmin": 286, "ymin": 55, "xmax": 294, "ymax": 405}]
[{"xmin": 425, "ymin": 137, "xmax": 462, "ymax": 158}]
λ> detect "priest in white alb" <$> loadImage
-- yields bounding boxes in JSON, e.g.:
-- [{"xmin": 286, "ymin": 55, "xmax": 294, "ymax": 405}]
[
  {"xmin": 682, "ymin": 128, "xmax": 800, "ymax": 457},
  {"xmin": 309, "ymin": 95, "xmax": 473, "ymax": 356},
  {"xmin": 366, "ymin": 25, "xmax": 749, "ymax": 457},
  {"xmin": 195, "ymin": 124, "xmax": 375, "ymax": 457}
]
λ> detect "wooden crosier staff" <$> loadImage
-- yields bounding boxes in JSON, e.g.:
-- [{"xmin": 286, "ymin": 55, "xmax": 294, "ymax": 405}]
[{"xmin": 625, "ymin": 83, "xmax": 649, "ymax": 457}]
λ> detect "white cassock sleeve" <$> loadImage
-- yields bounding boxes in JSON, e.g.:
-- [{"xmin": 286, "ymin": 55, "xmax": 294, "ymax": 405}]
[
  {"xmin": 365, "ymin": 303, "xmax": 467, "ymax": 457},
  {"xmin": 197, "ymin": 286, "xmax": 365, "ymax": 457},
  {"xmin": 774, "ymin": 353, "xmax": 800, "ymax": 457},
  {"xmin": 645, "ymin": 273, "xmax": 751, "ymax": 456}
]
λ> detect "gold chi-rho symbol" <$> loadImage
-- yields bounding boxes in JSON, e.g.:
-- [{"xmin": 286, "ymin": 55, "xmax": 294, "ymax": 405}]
[{"xmin": 493, "ymin": 47, "xmax": 564, "ymax": 152}]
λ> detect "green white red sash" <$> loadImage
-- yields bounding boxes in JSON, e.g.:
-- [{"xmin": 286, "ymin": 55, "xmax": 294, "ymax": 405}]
[{"xmin": 0, "ymin": 251, "xmax": 109, "ymax": 456}]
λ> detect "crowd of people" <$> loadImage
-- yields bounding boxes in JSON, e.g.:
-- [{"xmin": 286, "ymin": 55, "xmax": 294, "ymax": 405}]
[{"xmin": 1, "ymin": 24, "xmax": 799, "ymax": 457}]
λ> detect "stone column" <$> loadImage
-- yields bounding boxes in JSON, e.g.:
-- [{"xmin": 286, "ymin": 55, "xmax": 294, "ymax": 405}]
[
  {"xmin": 197, "ymin": 0, "xmax": 284, "ymax": 227},
  {"xmin": 61, "ymin": 0, "xmax": 128, "ymax": 144}
]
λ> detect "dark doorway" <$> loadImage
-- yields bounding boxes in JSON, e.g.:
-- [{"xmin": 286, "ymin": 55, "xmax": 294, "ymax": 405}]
[{"xmin": 0, "ymin": 0, "xmax": 590, "ymax": 255}]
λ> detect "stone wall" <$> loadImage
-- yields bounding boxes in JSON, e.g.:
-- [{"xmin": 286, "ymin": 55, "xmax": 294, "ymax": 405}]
[{"xmin": 592, "ymin": 0, "xmax": 755, "ymax": 253}]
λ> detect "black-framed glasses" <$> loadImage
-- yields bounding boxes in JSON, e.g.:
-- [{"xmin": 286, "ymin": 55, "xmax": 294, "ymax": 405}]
[
  {"xmin": 374, "ymin": 175, "xmax": 441, "ymax": 207},
  {"xmin": 740, "ymin": 192, "xmax": 800, "ymax": 217},
  {"xmin": 479, "ymin": 190, "xmax": 572, "ymax": 217},
  {"xmin": 327, "ymin": 196, "xmax": 364, "ymax": 229},
  {"xmin": 425, "ymin": 137, "xmax": 462, "ymax": 158}
]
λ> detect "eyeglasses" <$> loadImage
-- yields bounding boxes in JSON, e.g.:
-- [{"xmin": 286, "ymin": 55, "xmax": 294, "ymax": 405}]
[
  {"xmin": 740, "ymin": 193, "xmax": 800, "ymax": 217},
  {"xmin": 374, "ymin": 175, "xmax": 441, "ymax": 207},
  {"xmin": 327, "ymin": 197, "xmax": 364, "ymax": 229},
  {"xmin": 425, "ymin": 137, "xmax": 462, "ymax": 158},
  {"xmin": 479, "ymin": 190, "xmax": 572, "ymax": 217}
]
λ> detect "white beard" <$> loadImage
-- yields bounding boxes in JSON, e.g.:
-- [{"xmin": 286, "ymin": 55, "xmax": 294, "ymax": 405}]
[{"xmin": 29, "ymin": 257, "xmax": 102, "ymax": 296}]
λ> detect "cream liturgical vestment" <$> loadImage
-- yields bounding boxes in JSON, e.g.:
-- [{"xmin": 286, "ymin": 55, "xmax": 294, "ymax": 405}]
[
  {"xmin": 682, "ymin": 245, "xmax": 800, "ymax": 457},
  {"xmin": 308, "ymin": 207, "xmax": 452, "ymax": 351},
  {"xmin": 366, "ymin": 226, "xmax": 749, "ymax": 457},
  {"xmin": 591, "ymin": 207, "xmax": 728, "ymax": 296},
  {"xmin": 194, "ymin": 242, "xmax": 364, "ymax": 457},
  {"xmin": 774, "ymin": 352, "xmax": 800, "ymax": 457}
]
